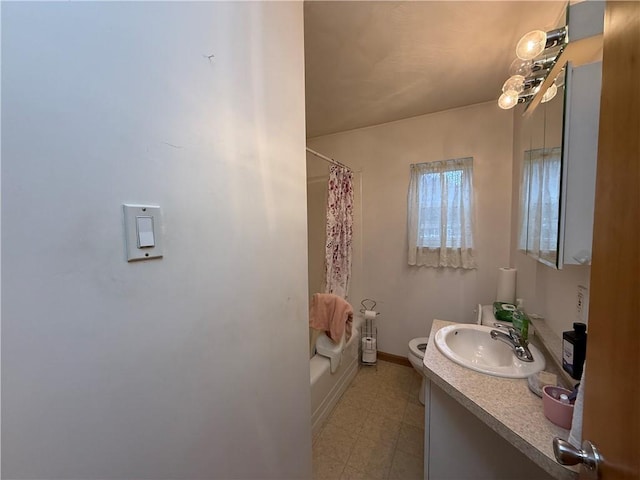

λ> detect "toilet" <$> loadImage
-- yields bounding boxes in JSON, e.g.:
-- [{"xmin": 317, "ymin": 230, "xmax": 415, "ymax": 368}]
[{"xmin": 408, "ymin": 336, "xmax": 430, "ymax": 405}]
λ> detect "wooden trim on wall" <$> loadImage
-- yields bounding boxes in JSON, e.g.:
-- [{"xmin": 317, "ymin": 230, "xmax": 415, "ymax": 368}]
[{"xmin": 376, "ymin": 351, "xmax": 412, "ymax": 368}]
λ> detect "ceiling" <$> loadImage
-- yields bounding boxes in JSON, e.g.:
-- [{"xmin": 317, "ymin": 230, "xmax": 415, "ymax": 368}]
[{"xmin": 304, "ymin": 1, "xmax": 566, "ymax": 138}]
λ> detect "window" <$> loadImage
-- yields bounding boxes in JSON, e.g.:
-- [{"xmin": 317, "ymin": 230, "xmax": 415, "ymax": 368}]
[
  {"xmin": 407, "ymin": 157, "xmax": 476, "ymax": 269},
  {"xmin": 518, "ymin": 147, "xmax": 561, "ymax": 264}
]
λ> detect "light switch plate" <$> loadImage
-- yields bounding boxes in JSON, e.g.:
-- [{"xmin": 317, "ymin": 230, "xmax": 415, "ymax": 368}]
[{"xmin": 123, "ymin": 204, "xmax": 163, "ymax": 262}]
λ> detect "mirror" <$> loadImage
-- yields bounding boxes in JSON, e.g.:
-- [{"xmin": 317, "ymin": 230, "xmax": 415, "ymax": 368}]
[{"xmin": 518, "ymin": 63, "xmax": 567, "ymax": 268}]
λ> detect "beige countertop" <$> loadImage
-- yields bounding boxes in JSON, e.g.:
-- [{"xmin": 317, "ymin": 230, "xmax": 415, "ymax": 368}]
[{"xmin": 423, "ymin": 319, "xmax": 579, "ymax": 480}]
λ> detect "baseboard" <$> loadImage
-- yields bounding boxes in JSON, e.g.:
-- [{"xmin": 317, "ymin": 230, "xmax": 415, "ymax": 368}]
[{"xmin": 377, "ymin": 351, "xmax": 411, "ymax": 368}]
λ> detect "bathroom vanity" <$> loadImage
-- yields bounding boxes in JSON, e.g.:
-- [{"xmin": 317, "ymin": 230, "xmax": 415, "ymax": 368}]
[{"xmin": 422, "ymin": 320, "xmax": 578, "ymax": 480}]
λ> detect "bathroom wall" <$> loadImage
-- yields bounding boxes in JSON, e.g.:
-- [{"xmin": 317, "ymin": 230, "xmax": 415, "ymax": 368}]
[
  {"xmin": 308, "ymin": 101, "xmax": 514, "ymax": 356},
  {"xmin": 1, "ymin": 2, "xmax": 311, "ymax": 479},
  {"xmin": 510, "ymin": 105, "xmax": 591, "ymax": 338}
]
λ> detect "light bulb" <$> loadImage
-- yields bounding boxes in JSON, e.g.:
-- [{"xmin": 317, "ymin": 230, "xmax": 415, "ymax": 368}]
[
  {"xmin": 498, "ymin": 91, "xmax": 519, "ymax": 110},
  {"xmin": 502, "ymin": 75, "xmax": 525, "ymax": 94},
  {"xmin": 541, "ymin": 83, "xmax": 558, "ymax": 103},
  {"xmin": 516, "ymin": 30, "xmax": 547, "ymax": 60},
  {"xmin": 509, "ymin": 58, "xmax": 533, "ymax": 77},
  {"xmin": 554, "ymin": 69, "xmax": 566, "ymax": 88}
]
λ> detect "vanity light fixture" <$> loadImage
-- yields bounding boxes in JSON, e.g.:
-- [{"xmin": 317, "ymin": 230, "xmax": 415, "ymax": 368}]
[
  {"xmin": 498, "ymin": 26, "xmax": 568, "ymax": 110},
  {"xmin": 516, "ymin": 28, "xmax": 568, "ymax": 60},
  {"xmin": 498, "ymin": 91, "xmax": 519, "ymax": 110},
  {"xmin": 541, "ymin": 83, "xmax": 558, "ymax": 103},
  {"xmin": 509, "ymin": 58, "xmax": 533, "ymax": 78},
  {"xmin": 503, "ymin": 75, "xmax": 526, "ymax": 94},
  {"xmin": 516, "ymin": 30, "xmax": 548, "ymax": 60}
]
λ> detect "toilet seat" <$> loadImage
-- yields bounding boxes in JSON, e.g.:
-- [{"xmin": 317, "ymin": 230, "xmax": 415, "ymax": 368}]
[
  {"xmin": 408, "ymin": 336, "xmax": 430, "ymax": 406},
  {"xmin": 409, "ymin": 336, "xmax": 430, "ymax": 359}
]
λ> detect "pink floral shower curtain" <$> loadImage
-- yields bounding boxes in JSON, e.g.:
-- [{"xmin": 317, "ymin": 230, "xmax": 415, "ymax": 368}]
[{"xmin": 324, "ymin": 164, "xmax": 354, "ymax": 298}]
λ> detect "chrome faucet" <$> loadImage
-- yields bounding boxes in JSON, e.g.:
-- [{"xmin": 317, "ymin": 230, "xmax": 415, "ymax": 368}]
[{"xmin": 490, "ymin": 324, "xmax": 535, "ymax": 362}]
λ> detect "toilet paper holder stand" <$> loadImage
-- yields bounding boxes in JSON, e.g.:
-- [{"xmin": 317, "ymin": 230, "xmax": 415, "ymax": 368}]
[{"xmin": 360, "ymin": 299, "xmax": 378, "ymax": 366}]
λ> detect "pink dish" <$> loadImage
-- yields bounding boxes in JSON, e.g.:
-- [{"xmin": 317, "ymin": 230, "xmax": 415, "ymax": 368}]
[{"xmin": 542, "ymin": 385, "xmax": 574, "ymax": 429}]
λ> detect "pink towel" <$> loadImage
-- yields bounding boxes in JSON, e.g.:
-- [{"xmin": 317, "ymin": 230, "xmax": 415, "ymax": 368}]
[{"xmin": 309, "ymin": 293, "xmax": 353, "ymax": 344}]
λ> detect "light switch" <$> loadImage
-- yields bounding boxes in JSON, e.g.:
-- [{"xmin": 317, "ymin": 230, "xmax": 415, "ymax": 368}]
[
  {"xmin": 136, "ymin": 216, "xmax": 155, "ymax": 247},
  {"xmin": 123, "ymin": 204, "xmax": 163, "ymax": 262}
]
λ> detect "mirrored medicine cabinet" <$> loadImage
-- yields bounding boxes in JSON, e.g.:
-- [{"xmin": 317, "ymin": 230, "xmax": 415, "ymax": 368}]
[{"xmin": 517, "ymin": 58, "xmax": 602, "ymax": 269}]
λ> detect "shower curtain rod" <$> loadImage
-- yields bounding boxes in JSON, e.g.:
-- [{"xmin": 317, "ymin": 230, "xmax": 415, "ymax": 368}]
[{"xmin": 306, "ymin": 147, "xmax": 352, "ymax": 172}]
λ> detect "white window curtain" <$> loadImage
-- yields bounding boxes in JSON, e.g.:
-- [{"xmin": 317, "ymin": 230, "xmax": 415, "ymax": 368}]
[
  {"xmin": 518, "ymin": 147, "xmax": 561, "ymax": 263},
  {"xmin": 324, "ymin": 164, "xmax": 354, "ymax": 298},
  {"xmin": 407, "ymin": 158, "xmax": 476, "ymax": 269}
]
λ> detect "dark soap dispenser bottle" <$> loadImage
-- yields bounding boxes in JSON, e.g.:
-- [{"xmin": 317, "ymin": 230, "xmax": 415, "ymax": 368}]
[{"xmin": 563, "ymin": 322, "xmax": 587, "ymax": 379}]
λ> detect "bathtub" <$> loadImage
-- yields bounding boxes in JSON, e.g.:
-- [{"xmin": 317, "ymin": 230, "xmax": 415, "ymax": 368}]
[{"xmin": 310, "ymin": 318, "xmax": 362, "ymax": 437}]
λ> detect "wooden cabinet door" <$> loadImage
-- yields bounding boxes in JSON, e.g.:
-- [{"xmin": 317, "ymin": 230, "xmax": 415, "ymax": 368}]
[{"xmin": 581, "ymin": 2, "xmax": 639, "ymax": 479}]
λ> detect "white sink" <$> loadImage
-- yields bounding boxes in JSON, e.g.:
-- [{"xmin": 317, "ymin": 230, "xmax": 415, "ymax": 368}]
[{"xmin": 434, "ymin": 324, "xmax": 545, "ymax": 378}]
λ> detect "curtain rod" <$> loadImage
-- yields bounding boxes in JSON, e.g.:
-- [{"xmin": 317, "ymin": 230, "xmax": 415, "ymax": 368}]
[{"xmin": 306, "ymin": 147, "xmax": 352, "ymax": 172}]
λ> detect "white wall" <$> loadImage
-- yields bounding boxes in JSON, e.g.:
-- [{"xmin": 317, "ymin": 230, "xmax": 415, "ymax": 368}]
[
  {"xmin": 1, "ymin": 2, "xmax": 311, "ymax": 478},
  {"xmin": 308, "ymin": 102, "xmax": 514, "ymax": 356}
]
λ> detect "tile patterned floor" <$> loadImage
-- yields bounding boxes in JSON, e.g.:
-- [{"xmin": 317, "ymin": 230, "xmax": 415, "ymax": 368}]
[{"xmin": 312, "ymin": 360, "xmax": 425, "ymax": 480}]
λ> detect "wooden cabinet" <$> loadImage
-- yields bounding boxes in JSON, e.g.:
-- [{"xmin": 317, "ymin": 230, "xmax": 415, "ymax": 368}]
[{"xmin": 423, "ymin": 380, "xmax": 554, "ymax": 479}]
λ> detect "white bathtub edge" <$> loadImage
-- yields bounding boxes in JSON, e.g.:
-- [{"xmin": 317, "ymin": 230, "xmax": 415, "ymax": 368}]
[
  {"xmin": 310, "ymin": 357, "xmax": 358, "ymax": 438},
  {"xmin": 310, "ymin": 326, "xmax": 360, "ymax": 438}
]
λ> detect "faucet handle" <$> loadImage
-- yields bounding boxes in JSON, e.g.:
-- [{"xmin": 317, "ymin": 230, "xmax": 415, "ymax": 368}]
[
  {"xmin": 493, "ymin": 323, "xmax": 523, "ymax": 342},
  {"xmin": 493, "ymin": 323, "xmax": 516, "ymax": 333}
]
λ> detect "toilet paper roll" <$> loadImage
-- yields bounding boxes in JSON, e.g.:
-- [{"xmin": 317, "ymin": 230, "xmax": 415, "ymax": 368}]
[
  {"xmin": 361, "ymin": 336, "xmax": 377, "ymax": 351},
  {"xmin": 496, "ymin": 267, "xmax": 517, "ymax": 304},
  {"xmin": 362, "ymin": 350, "xmax": 377, "ymax": 363},
  {"xmin": 364, "ymin": 310, "xmax": 377, "ymax": 320},
  {"xmin": 362, "ymin": 337, "xmax": 377, "ymax": 363}
]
